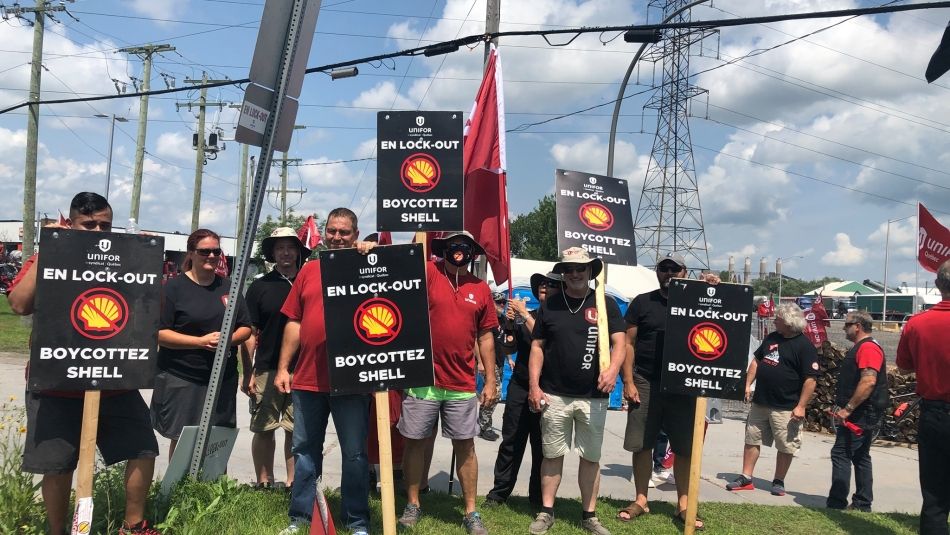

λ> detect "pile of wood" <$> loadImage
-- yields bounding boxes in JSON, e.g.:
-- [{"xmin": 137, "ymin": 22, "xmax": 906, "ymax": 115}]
[{"xmin": 804, "ymin": 341, "xmax": 919, "ymax": 444}]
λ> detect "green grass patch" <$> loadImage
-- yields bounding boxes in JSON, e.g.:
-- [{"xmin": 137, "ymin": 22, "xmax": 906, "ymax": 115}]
[{"xmin": 0, "ymin": 299, "xmax": 30, "ymax": 354}]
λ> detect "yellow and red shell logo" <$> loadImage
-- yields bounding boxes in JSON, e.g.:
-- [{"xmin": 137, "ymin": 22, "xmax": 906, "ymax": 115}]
[
  {"xmin": 578, "ymin": 202, "xmax": 614, "ymax": 231},
  {"xmin": 401, "ymin": 153, "xmax": 441, "ymax": 193},
  {"xmin": 70, "ymin": 287, "xmax": 129, "ymax": 340},
  {"xmin": 687, "ymin": 322, "xmax": 727, "ymax": 361},
  {"xmin": 354, "ymin": 297, "xmax": 403, "ymax": 346}
]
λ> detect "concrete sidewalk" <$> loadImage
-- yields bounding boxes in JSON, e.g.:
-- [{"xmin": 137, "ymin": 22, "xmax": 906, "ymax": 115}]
[{"xmin": 0, "ymin": 353, "xmax": 922, "ymax": 514}]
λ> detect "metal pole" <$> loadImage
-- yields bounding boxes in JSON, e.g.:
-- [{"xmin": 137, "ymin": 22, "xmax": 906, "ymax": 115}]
[
  {"xmin": 104, "ymin": 115, "xmax": 116, "ymax": 199},
  {"xmin": 22, "ymin": 0, "xmax": 47, "ymax": 258},
  {"xmin": 280, "ymin": 151, "xmax": 288, "ymax": 224},
  {"xmin": 883, "ymin": 222, "xmax": 890, "ymax": 324},
  {"xmin": 606, "ymin": 0, "xmax": 707, "ymax": 177}
]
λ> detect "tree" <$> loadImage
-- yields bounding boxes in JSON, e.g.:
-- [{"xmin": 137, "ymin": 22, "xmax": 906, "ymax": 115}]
[{"xmin": 509, "ymin": 194, "xmax": 558, "ymax": 261}]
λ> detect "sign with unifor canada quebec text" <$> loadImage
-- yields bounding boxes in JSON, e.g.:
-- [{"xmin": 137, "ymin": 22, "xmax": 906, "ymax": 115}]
[
  {"xmin": 29, "ymin": 228, "xmax": 164, "ymax": 391},
  {"xmin": 555, "ymin": 169, "xmax": 637, "ymax": 266},
  {"xmin": 320, "ymin": 244, "xmax": 434, "ymax": 394},
  {"xmin": 376, "ymin": 111, "xmax": 463, "ymax": 232},
  {"xmin": 660, "ymin": 279, "xmax": 753, "ymax": 401}
]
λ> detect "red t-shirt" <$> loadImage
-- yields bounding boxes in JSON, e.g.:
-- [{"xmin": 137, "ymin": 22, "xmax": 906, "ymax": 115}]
[
  {"xmin": 10, "ymin": 253, "xmax": 36, "ymax": 291},
  {"xmin": 855, "ymin": 340, "xmax": 884, "ymax": 371},
  {"xmin": 280, "ymin": 259, "xmax": 330, "ymax": 392},
  {"xmin": 896, "ymin": 300, "xmax": 950, "ymax": 402},
  {"xmin": 426, "ymin": 261, "xmax": 499, "ymax": 392}
]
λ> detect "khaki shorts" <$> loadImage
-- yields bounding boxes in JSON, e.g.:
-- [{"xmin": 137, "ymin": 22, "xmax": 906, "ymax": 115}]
[
  {"xmin": 540, "ymin": 394, "xmax": 607, "ymax": 462},
  {"xmin": 249, "ymin": 370, "xmax": 294, "ymax": 433},
  {"xmin": 745, "ymin": 403, "xmax": 801, "ymax": 454}
]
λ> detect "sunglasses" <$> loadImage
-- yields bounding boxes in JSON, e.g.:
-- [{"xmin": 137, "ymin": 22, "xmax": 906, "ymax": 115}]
[
  {"xmin": 447, "ymin": 242, "xmax": 473, "ymax": 253},
  {"xmin": 657, "ymin": 265, "xmax": 682, "ymax": 273},
  {"xmin": 193, "ymin": 248, "xmax": 223, "ymax": 257},
  {"xmin": 560, "ymin": 265, "xmax": 588, "ymax": 274},
  {"xmin": 843, "ymin": 322, "xmax": 857, "ymax": 327}
]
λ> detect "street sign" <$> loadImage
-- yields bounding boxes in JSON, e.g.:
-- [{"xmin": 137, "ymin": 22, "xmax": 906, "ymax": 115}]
[
  {"xmin": 234, "ymin": 0, "xmax": 320, "ymax": 152},
  {"xmin": 660, "ymin": 279, "xmax": 753, "ymax": 400},
  {"xmin": 555, "ymin": 169, "xmax": 637, "ymax": 265},
  {"xmin": 320, "ymin": 244, "xmax": 434, "ymax": 394},
  {"xmin": 29, "ymin": 228, "xmax": 164, "ymax": 391},
  {"xmin": 376, "ymin": 111, "xmax": 464, "ymax": 231}
]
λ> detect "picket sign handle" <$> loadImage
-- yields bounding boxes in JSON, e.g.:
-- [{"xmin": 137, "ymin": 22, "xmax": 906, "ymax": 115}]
[
  {"xmin": 375, "ymin": 391, "xmax": 397, "ymax": 535},
  {"xmin": 71, "ymin": 390, "xmax": 101, "ymax": 535},
  {"xmin": 683, "ymin": 396, "xmax": 707, "ymax": 535},
  {"xmin": 595, "ymin": 264, "xmax": 609, "ymax": 371}
]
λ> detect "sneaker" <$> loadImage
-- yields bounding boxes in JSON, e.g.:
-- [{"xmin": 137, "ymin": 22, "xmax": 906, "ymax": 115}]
[
  {"xmin": 726, "ymin": 475, "xmax": 754, "ymax": 491},
  {"xmin": 483, "ymin": 497, "xmax": 504, "ymax": 508},
  {"xmin": 462, "ymin": 511, "xmax": 488, "ymax": 535},
  {"xmin": 651, "ymin": 469, "xmax": 672, "ymax": 486},
  {"xmin": 771, "ymin": 480, "xmax": 786, "ymax": 496},
  {"xmin": 119, "ymin": 520, "xmax": 161, "ymax": 535},
  {"xmin": 277, "ymin": 520, "xmax": 310, "ymax": 535},
  {"xmin": 581, "ymin": 516, "xmax": 611, "ymax": 535},
  {"xmin": 529, "ymin": 512, "xmax": 555, "ymax": 535},
  {"xmin": 399, "ymin": 503, "xmax": 423, "ymax": 528},
  {"xmin": 479, "ymin": 428, "xmax": 499, "ymax": 441},
  {"xmin": 648, "ymin": 477, "xmax": 655, "ymax": 488}
]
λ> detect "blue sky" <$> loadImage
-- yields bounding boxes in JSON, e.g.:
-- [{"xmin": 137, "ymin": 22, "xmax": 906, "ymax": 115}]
[{"xmin": 0, "ymin": 0, "xmax": 948, "ymax": 286}]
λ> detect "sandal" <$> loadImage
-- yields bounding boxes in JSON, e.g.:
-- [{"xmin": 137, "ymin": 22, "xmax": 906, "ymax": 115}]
[
  {"xmin": 674, "ymin": 509, "xmax": 705, "ymax": 531},
  {"xmin": 616, "ymin": 502, "xmax": 649, "ymax": 522}
]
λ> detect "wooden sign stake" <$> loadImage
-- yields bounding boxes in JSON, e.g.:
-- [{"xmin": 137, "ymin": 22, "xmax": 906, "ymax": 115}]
[
  {"xmin": 595, "ymin": 264, "xmax": 609, "ymax": 371},
  {"xmin": 683, "ymin": 396, "xmax": 707, "ymax": 535},
  {"xmin": 375, "ymin": 391, "xmax": 397, "ymax": 535},
  {"xmin": 71, "ymin": 391, "xmax": 100, "ymax": 535}
]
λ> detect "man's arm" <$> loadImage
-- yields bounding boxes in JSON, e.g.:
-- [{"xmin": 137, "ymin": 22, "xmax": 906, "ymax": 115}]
[
  {"xmin": 7, "ymin": 261, "xmax": 38, "ymax": 315},
  {"xmin": 230, "ymin": 326, "xmax": 252, "ymax": 346},
  {"xmin": 527, "ymin": 338, "xmax": 547, "ymax": 411},
  {"xmin": 240, "ymin": 332, "xmax": 257, "ymax": 396},
  {"xmin": 793, "ymin": 376, "xmax": 817, "ymax": 420},
  {"xmin": 274, "ymin": 320, "xmax": 301, "ymax": 394},
  {"xmin": 597, "ymin": 331, "xmax": 627, "ymax": 393},
  {"xmin": 476, "ymin": 329, "xmax": 498, "ymax": 404},
  {"xmin": 158, "ymin": 329, "xmax": 218, "ymax": 350},
  {"xmin": 744, "ymin": 359, "xmax": 758, "ymax": 402},
  {"xmin": 835, "ymin": 371, "xmax": 877, "ymax": 420},
  {"xmin": 622, "ymin": 324, "xmax": 640, "ymax": 403}
]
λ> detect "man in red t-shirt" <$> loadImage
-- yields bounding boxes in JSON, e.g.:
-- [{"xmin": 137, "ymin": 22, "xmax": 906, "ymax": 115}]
[
  {"xmin": 827, "ymin": 311, "xmax": 886, "ymax": 512},
  {"xmin": 397, "ymin": 231, "xmax": 499, "ymax": 535},
  {"xmin": 7, "ymin": 192, "xmax": 159, "ymax": 535},
  {"xmin": 273, "ymin": 208, "xmax": 376, "ymax": 535},
  {"xmin": 896, "ymin": 260, "xmax": 950, "ymax": 535}
]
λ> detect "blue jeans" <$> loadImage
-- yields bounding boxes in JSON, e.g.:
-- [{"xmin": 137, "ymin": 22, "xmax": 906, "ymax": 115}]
[{"xmin": 289, "ymin": 390, "xmax": 370, "ymax": 531}]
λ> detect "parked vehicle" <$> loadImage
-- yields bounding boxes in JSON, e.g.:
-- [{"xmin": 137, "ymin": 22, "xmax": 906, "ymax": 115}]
[
  {"xmin": 855, "ymin": 294, "xmax": 918, "ymax": 321},
  {"xmin": 0, "ymin": 263, "xmax": 18, "ymax": 294}
]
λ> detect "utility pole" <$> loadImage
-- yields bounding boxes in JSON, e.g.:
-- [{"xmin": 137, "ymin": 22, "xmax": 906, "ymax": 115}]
[
  {"xmin": 236, "ymin": 143, "xmax": 250, "ymax": 240},
  {"xmin": 484, "ymin": 0, "xmax": 500, "ymax": 63},
  {"xmin": 266, "ymin": 152, "xmax": 304, "ymax": 225},
  {"xmin": 178, "ymin": 72, "xmax": 230, "ymax": 231},
  {"xmin": 120, "ymin": 44, "xmax": 174, "ymax": 226},
  {"xmin": 8, "ymin": 0, "xmax": 66, "ymax": 257}
]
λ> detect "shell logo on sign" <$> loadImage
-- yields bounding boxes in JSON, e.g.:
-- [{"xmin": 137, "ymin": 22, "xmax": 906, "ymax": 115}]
[
  {"xmin": 354, "ymin": 297, "xmax": 403, "ymax": 346},
  {"xmin": 70, "ymin": 287, "xmax": 129, "ymax": 340},
  {"xmin": 687, "ymin": 321, "xmax": 728, "ymax": 361},
  {"xmin": 578, "ymin": 202, "xmax": 614, "ymax": 231},
  {"xmin": 400, "ymin": 153, "xmax": 441, "ymax": 193}
]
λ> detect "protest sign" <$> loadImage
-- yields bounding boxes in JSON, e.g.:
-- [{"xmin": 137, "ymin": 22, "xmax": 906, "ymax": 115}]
[
  {"xmin": 320, "ymin": 244, "xmax": 433, "ymax": 394},
  {"xmin": 377, "ymin": 111, "xmax": 463, "ymax": 231},
  {"xmin": 661, "ymin": 279, "xmax": 753, "ymax": 401},
  {"xmin": 555, "ymin": 169, "xmax": 636, "ymax": 265},
  {"xmin": 29, "ymin": 228, "xmax": 163, "ymax": 391}
]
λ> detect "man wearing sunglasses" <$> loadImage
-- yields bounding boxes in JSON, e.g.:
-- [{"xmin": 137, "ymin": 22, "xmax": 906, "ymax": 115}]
[
  {"xmin": 619, "ymin": 252, "xmax": 718, "ymax": 531},
  {"xmin": 398, "ymin": 231, "xmax": 499, "ymax": 535},
  {"xmin": 526, "ymin": 248, "xmax": 626, "ymax": 535},
  {"xmin": 7, "ymin": 192, "xmax": 160, "ymax": 535}
]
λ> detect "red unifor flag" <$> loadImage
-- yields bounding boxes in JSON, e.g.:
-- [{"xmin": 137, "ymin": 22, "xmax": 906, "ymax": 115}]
[
  {"xmin": 803, "ymin": 295, "xmax": 830, "ymax": 348},
  {"xmin": 918, "ymin": 203, "xmax": 950, "ymax": 273},
  {"xmin": 463, "ymin": 44, "xmax": 511, "ymax": 287},
  {"xmin": 377, "ymin": 231, "xmax": 393, "ymax": 246},
  {"xmin": 214, "ymin": 255, "xmax": 229, "ymax": 278},
  {"xmin": 58, "ymin": 211, "xmax": 68, "ymax": 226},
  {"xmin": 298, "ymin": 215, "xmax": 322, "ymax": 250}
]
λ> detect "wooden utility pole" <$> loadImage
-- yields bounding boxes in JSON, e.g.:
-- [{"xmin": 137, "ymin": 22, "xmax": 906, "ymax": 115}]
[
  {"xmin": 120, "ymin": 44, "xmax": 175, "ymax": 226},
  {"xmin": 266, "ymin": 152, "xmax": 304, "ymax": 225},
  {"xmin": 236, "ymin": 143, "xmax": 250, "ymax": 241},
  {"xmin": 178, "ymin": 72, "xmax": 230, "ymax": 231},
  {"xmin": 11, "ymin": 0, "xmax": 66, "ymax": 257},
  {"xmin": 484, "ymin": 0, "xmax": 500, "ymax": 63}
]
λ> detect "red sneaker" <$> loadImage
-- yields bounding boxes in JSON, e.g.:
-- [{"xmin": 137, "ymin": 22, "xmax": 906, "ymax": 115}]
[
  {"xmin": 726, "ymin": 475, "xmax": 754, "ymax": 491},
  {"xmin": 119, "ymin": 520, "xmax": 161, "ymax": 535}
]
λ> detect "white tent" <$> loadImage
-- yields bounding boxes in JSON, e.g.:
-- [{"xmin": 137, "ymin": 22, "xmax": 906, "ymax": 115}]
[{"xmin": 490, "ymin": 257, "xmax": 659, "ymax": 300}]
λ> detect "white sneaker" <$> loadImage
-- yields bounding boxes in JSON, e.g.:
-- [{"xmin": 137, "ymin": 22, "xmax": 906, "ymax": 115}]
[
  {"xmin": 277, "ymin": 520, "xmax": 310, "ymax": 535},
  {"xmin": 652, "ymin": 469, "xmax": 673, "ymax": 486},
  {"xmin": 648, "ymin": 477, "xmax": 655, "ymax": 488}
]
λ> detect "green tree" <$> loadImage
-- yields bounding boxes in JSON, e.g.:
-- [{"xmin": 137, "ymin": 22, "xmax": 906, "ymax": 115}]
[{"xmin": 509, "ymin": 195, "xmax": 558, "ymax": 261}]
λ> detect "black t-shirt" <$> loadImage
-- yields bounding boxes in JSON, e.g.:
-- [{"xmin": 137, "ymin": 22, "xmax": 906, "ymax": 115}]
[
  {"xmin": 508, "ymin": 311, "xmax": 537, "ymax": 388},
  {"xmin": 624, "ymin": 289, "xmax": 669, "ymax": 381},
  {"xmin": 157, "ymin": 275, "xmax": 251, "ymax": 384},
  {"xmin": 752, "ymin": 331, "xmax": 820, "ymax": 409},
  {"xmin": 533, "ymin": 291, "xmax": 625, "ymax": 398},
  {"xmin": 245, "ymin": 270, "xmax": 295, "ymax": 371}
]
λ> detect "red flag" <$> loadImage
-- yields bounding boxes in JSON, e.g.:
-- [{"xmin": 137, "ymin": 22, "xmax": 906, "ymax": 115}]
[
  {"xmin": 918, "ymin": 203, "xmax": 950, "ymax": 273},
  {"xmin": 463, "ymin": 44, "xmax": 511, "ymax": 286},
  {"xmin": 309, "ymin": 481, "xmax": 337, "ymax": 535},
  {"xmin": 803, "ymin": 299, "xmax": 829, "ymax": 348},
  {"xmin": 58, "ymin": 211, "xmax": 68, "ymax": 226},
  {"xmin": 757, "ymin": 296, "xmax": 775, "ymax": 318},
  {"xmin": 378, "ymin": 231, "xmax": 393, "ymax": 246},
  {"xmin": 297, "ymin": 215, "xmax": 321, "ymax": 250},
  {"xmin": 214, "ymin": 255, "xmax": 229, "ymax": 278}
]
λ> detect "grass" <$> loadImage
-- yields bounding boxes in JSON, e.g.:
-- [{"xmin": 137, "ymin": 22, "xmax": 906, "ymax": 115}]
[{"xmin": 0, "ymin": 299, "xmax": 29, "ymax": 354}]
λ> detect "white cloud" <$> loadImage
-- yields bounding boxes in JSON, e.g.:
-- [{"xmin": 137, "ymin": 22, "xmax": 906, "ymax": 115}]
[
  {"xmin": 128, "ymin": 0, "xmax": 189, "ymax": 21},
  {"xmin": 155, "ymin": 132, "xmax": 193, "ymax": 161},
  {"xmin": 868, "ymin": 217, "xmax": 918, "ymax": 257},
  {"xmin": 352, "ymin": 82, "xmax": 415, "ymax": 110},
  {"xmin": 549, "ymin": 135, "xmax": 647, "ymax": 189},
  {"xmin": 822, "ymin": 233, "xmax": 866, "ymax": 266}
]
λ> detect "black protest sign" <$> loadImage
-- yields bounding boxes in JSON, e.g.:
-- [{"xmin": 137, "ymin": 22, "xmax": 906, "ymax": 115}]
[
  {"xmin": 555, "ymin": 169, "xmax": 637, "ymax": 265},
  {"xmin": 320, "ymin": 244, "xmax": 434, "ymax": 394},
  {"xmin": 29, "ymin": 228, "xmax": 164, "ymax": 391},
  {"xmin": 660, "ymin": 279, "xmax": 753, "ymax": 400},
  {"xmin": 377, "ymin": 111, "xmax": 463, "ymax": 232}
]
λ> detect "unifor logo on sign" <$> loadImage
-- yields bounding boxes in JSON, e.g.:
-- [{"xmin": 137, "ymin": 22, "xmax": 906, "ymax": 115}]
[
  {"xmin": 416, "ymin": 115, "xmax": 425, "ymax": 126},
  {"xmin": 97, "ymin": 239, "xmax": 111, "ymax": 253}
]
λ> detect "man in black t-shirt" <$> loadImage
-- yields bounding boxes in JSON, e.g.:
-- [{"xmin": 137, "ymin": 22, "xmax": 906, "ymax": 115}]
[
  {"xmin": 726, "ymin": 303, "xmax": 819, "ymax": 497},
  {"xmin": 527, "ymin": 248, "xmax": 626, "ymax": 535},
  {"xmin": 619, "ymin": 252, "xmax": 718, "ymax": 530},
  {"xmin": 486, "ymin": 271, "xmax": 561, "ymax": 508},
  {"xmin": 241, "ymin": 227, "xmax": 310, "ymax": 488}
]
